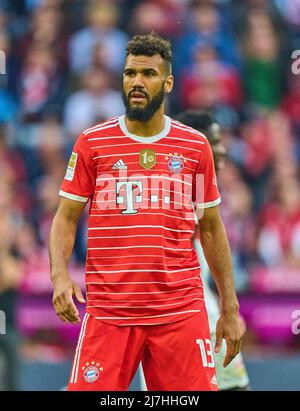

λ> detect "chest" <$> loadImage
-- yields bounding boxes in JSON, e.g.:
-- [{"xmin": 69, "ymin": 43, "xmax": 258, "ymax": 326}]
[{"xmin": 92, "ymin": 143, "xmax": 198, "ymax": 214}]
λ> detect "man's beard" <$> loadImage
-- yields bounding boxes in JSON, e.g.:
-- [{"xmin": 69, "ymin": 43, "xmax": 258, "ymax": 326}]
[{"xmin": 122, "ymin": 85, "xmax": 165, "ymax": 122}]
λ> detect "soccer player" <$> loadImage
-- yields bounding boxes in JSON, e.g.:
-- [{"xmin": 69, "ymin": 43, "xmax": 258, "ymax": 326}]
[
  {"xmin": 176, "ymin": 110, "xmax": 251, "ymax": 391},
  {"xmin": 49, "ymin": 33, "xmax": 243, "ymax": 391}
]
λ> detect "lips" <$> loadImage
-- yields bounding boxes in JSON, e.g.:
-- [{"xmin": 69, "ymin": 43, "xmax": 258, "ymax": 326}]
[{"xmin": 129, "ymin": 91, "xmax": 147, "ymax": 99}]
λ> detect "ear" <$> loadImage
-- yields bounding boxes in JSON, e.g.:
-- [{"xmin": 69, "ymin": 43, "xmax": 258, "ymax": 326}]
[{"xmin": 164, "ymin": 74, "xmax": 174, "ymax": 94}]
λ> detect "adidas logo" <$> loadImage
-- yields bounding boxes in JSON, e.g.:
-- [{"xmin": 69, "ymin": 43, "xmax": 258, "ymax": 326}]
[
  {"xmin": 112, "ymin": 159, "xmax": 127, "ymax": 170},
  {"xmin": 211, "ymin": 374, "xmax": 218, "ymax": 385}
]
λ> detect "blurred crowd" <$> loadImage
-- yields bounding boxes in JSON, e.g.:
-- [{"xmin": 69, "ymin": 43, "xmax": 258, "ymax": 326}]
[{"xmin": 0, "ymin": 0, "xmax": 300, "ymax": 389}]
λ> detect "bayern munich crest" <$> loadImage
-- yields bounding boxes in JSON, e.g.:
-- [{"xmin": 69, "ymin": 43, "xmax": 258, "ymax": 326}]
[
  {"xmin": 165, "ymin": 153, "xmax": 186, "ymax": 174},
  {"xmin": 82, "ymin": 361, "xmax": 103, "ymax": 383}
]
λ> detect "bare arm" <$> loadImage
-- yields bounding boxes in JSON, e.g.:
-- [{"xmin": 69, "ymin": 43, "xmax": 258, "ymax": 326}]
[
  {"xmin": 49, "ymin": 197, "xmax": 86, "ymax": 323},
  {"xmin": 198, "ymin": 206, "xmax": 238, "ymax": 313},
  {"xmin": 197, "ymin": 206, "xmax": 243, "ymax": 366}
]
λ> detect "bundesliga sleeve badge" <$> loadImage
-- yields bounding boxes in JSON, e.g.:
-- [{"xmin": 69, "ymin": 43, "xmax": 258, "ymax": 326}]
[{"xmin": 65, "ymin": 152, "xmax": 78, "ymax": 181}]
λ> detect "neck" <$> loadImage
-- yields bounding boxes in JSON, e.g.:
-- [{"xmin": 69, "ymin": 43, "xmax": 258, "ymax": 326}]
[{"xmin": 124, "ymin": 105, "xmax": 165, "ymax": 137}]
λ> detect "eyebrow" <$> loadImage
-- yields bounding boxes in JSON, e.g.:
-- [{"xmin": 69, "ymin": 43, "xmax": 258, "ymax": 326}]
[{"xmin": 124, "ymin": 67, "xmax": 159, "ymax": 74}]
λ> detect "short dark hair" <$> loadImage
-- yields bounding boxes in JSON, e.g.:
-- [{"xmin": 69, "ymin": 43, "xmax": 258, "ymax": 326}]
[
  {"xmin": 126, "ymin": 32, "xmax": 172, "ymax": 74},
  {"xmin": 176, "ymin": 110, "xmax": 216, "ymax": 138}
]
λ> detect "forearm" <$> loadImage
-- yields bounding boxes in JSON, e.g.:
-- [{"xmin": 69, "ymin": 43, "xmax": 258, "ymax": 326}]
[
  {"xmin": 49, "ymin": 213, "xmax": 77, "ymax": 283},
  {"xmin": 199, "ymin": 221, "xmax": 239, "ymax": 313}
]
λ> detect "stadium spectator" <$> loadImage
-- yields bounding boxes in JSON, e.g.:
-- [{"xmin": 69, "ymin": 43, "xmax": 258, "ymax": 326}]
[
  {"xmin": 175, "ymin": 1, "xmax": 240, "ymax": 77},
  {"xmin": 17, "ymin": 5, "xmax": 68, "ymax": 69},
  {"xmin": 64, "ymin": 67, "xmax": 124, "ymax": 139},
  {"xmin": 179, "ymin": 43, "xmax": 243, "ymax": 110},
  {"xmin": 18, "ymin": 44, "xmax": 66, "ymax": 123},
  {"xmin": 281, "ymin": 74, "xmax": 300, "ymax": 128},
  {"xmin": 240, "ymin": 9, "xmax": 285, "ymax": 110},
  {"xmin": 257, "ymin": 176, "xmax": 300, "ymax": 268},
  {"xmin": 69, "ymin": 2, "xmax": 128, "ymax": 75},
  {"xmin": 128, "ymin": 1, "xmax": 183, "ymax": 37}
]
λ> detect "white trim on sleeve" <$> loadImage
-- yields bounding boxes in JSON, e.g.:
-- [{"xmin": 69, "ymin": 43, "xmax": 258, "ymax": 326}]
[
  {"xmin": 59, "ymin": 189, "xmax": 89, "ymax": 203},
  {"xmin": 194, "ymin": 197, "xmax": 221, "ymax": 209}
]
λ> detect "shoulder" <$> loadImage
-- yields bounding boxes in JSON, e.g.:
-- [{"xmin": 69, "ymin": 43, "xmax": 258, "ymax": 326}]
[
  {"xmin": 72, "ymin": 117, "xmax": 121, "ymax": 157},
  {"xmin": 169, "ymin": 118, "xmax": 208, "ymax": 144},
  {"xmin": 81, "ymin": 117, "xmax": 120, "ymax": 139}
]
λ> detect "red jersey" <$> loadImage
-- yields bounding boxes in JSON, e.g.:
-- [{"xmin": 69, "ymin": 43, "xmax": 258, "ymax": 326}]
[{"xmin": 60, "ymin": 115, "xmax": 221, "ymax": 326}]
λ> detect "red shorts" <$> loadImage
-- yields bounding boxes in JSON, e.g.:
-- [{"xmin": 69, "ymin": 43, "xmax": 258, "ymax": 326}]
[{"xmin": 68, "ymin": 310, "xmax": 218, "ymax": 391}]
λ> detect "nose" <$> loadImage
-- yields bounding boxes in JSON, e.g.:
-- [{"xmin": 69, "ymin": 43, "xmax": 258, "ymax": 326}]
[{"xmin": 131, "ymin": 72, "xmax": 145, "ymax": 88}]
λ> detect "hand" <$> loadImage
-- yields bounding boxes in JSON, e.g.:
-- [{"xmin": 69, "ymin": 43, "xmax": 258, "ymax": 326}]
[
  {"xmin": 52, "ymin": 275, "xmax": 85, "ymax": 324},
  {"xmin": 214, "ymin": 310, "xmax": 244, "ymax": 367}
]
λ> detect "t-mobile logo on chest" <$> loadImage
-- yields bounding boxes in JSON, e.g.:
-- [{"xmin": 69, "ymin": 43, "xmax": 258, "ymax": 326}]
[
  {"xmin": 94, "ymin": 172, "xmax": 197, "ymax": 213},
  {"xmin": 116, "ymin": 180, "xmax": 172, "ymax": 214}
]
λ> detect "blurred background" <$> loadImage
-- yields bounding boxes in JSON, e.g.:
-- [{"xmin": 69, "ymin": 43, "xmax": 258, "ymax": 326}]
[{"xmin": 0, "ymin": 0, "xmax": 300, "ymax": 391}]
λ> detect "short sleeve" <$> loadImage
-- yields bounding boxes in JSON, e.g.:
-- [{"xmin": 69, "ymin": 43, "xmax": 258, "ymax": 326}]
[
  {"xmin": 192, "ymin": 139, "xmax": 221, "ymax": 209},
  {"xmin": 59, "ymin": 134, "xmax": 95, "ymax": 203}
]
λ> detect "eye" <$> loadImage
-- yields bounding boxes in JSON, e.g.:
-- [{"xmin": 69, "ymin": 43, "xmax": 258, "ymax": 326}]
[
  {"xmin": 144, "ymin": 71, "xmax": 155, "ymax": 77},
  {"xmin": 125, "ymin": 70, "xmax": 135, "ymax": 77}
]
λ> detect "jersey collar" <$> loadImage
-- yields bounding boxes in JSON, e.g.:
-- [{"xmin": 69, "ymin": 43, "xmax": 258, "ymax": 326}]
[{"xmin": 118, "ymin": 114, "xmax": 171, "ymax": 143}]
